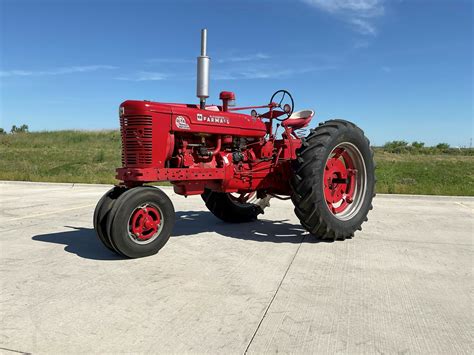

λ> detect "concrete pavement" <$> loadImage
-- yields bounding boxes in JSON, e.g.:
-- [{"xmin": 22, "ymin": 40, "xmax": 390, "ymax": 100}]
[{"xmin": 0, "ymin": 181, "xmax": 472, "ymax": 354}]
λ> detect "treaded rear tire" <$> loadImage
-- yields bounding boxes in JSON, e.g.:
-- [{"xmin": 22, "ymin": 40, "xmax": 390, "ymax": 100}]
[
  {"xmin": 290, "ymin": 119, "xmax": 375, "ymax": 240},
  {"xmin": 201, "ymin": 189, "xmax": 262, "ymax": 223}
]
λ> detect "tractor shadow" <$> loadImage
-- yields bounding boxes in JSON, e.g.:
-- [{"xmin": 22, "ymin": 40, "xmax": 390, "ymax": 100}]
[
  {"xmin": 32, "ymin": 211, "xmax": 334, "ymax": 260},
  {"xmin": 173, "ymin": 211, "xmax": 314, "ymax": 243},
  {"xmin": 32, "ymin": 227, "xmax": 124, "ymax": 261}
]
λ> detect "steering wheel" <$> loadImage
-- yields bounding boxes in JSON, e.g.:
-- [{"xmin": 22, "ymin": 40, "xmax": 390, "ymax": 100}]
[{"xmin": 269, "ymin": 89, "xmax": 294, "ymax": 121}]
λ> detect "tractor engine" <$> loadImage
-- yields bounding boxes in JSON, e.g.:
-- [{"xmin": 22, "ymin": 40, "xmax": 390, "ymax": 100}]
[{"xmin": 117, "ymin": 98, "xmax": 293, "ymax": 196}]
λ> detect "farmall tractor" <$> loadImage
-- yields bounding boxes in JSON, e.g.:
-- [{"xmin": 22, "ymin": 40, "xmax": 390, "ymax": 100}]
[{"xmin": 94, "ymin": 29, "xmax": 375, "ymax": 258}]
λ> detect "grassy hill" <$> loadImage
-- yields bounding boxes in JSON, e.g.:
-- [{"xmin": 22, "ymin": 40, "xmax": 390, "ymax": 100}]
[
  {"xmin": 0, "ymin": 131, "xmax": 121, "ymax": 184},
  {"xmin": 0, "ymin": 131, "xmax": 473, "ymax": 196}
]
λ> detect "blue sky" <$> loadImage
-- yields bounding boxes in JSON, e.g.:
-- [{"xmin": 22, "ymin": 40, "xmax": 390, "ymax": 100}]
[{"xmin": 0, "ymin": 0, "xmax": 472, "ymax": 146}]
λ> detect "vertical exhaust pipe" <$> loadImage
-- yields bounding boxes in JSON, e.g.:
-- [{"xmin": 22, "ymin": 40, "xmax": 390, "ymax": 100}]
[{"xmin": 196, "ymin": 28, "xmax": 210, "ymax": 109}]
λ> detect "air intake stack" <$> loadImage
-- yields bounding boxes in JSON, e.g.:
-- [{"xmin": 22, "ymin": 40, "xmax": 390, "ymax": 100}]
[{"xmin": 196, "ymin": 28, "xmax": 210, "ymax": 109}]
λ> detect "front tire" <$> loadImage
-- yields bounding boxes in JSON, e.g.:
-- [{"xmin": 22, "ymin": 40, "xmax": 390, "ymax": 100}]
[
  {"xmin": 107, "ymin": 186, "xmax": 175, "ymax": 258},
  {"xmin": 290, "ymin": 119, "xmax": 375, "ymax": 240},
  {"xmin": 93, "ymin": 186, "xmax": 125, "ymax": 252}
]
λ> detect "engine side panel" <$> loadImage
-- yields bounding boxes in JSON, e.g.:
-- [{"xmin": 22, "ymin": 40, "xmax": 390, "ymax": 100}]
[{"xmin": 118, "ymin": 99, "xmax": 300, "ymax": 196}]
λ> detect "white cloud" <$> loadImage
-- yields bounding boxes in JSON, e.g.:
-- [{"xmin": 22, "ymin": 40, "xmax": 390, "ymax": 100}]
[
  {"xmin": 145, "ymin": 53, "xmax": 270, "ymax": 65},
  {"xmin": 302, "ymin": 0, "xmax": 385, "ymax": 35},
  {"xmin": 117, "ymin": 60, "xmax": 335, "ymax": 82},
  {"xmin": 115, "ymin": 71, "xmax": 168, "ymax": 81},
  {"xmin": 214, "ymin": 65, "xmax": 335, "ymax": 80},
  {"xmin": 217, "ymin": 53, "xmax": 270, "ymax": 63},
  {"xmin": 303, "ymin": 0, "xmax": 384, "ymax": 16},
  {"xmin": 0, "ymin": 65, "xmax": 118, "ymax": 77},
  {"xmin": 350, "ymin": 18, "xmax": 376, "ymax": 35},
  {"xmin": 145, "ymin": 58, "xmax": 194, "ymax": 64}
]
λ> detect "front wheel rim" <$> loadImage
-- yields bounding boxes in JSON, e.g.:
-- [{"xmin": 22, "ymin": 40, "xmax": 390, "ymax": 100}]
[
  {"xmin": 323, "ymin": 142, "xmax": 367, "ymax": 221},
  {"xmin": 127, "ymin": 203, "xmax": 164, "ymax": 245}
]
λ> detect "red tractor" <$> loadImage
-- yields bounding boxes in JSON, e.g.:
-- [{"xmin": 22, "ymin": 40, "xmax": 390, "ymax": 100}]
[{"xmin": 94, "ymin": 29, "xmax": 375, "ymax": 258}]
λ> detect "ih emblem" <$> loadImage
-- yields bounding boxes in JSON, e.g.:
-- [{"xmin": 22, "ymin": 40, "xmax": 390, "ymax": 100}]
[{"xmin": 175, "ymin": 116, "xmax": 190, "ymax": 130}]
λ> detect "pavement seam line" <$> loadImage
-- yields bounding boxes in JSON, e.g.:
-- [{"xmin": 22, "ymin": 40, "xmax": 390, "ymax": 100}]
[
  {"xmin": 0, "ymin": 347, "xmax": 31, "ymax": 354},
  {"xmin": 243, "ymin": 235, "xmax": 306, "ymax": 354},
  {"xmin": 455, "ymin": 202, "xmax": 474, "ymax": 213}
]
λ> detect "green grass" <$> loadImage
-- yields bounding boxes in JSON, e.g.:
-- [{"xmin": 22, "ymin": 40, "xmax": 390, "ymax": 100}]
[
  {"xmin": 0, "ymin": 130, "xmax": 121, "ymax": 184},
  {"xmin": 0, "ymin": 131, "xmax": 473, "ymax": 196},
  {"xmin": 374, "ymin": 149, "xmax": 473, "ymax": 196}
]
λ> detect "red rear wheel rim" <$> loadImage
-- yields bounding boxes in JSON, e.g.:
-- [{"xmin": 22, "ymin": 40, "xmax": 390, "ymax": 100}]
[
  {"xmin": 128, "ymin": 204, "xmax": 163, "ymax": 244},
  {"xmin": 323, "ymin": 143, "xmax": 367, "ymax": 220}
]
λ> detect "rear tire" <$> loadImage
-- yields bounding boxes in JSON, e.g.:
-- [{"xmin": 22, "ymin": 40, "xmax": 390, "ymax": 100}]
[
  {"xmin": 107, "ymin": 186, "xmax": 175, "ymax": 258},
  {"xmin": 290, "ymin": 119, "xmax": 375, "ymax": 240},
  {"xmin": 201, "ymin": 189, "xmax": 263, "ymax": 223}
]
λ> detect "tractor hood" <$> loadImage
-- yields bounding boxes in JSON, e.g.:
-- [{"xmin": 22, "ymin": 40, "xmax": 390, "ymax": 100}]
[{"xmin": 119, "ymin": 100, "xmax": 267, "ymax": 137}]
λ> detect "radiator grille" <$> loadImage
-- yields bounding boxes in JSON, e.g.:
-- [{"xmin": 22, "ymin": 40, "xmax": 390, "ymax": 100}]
[{"xmin": 120, "ymin": 115, "xmax": 153, "ymax": 166}]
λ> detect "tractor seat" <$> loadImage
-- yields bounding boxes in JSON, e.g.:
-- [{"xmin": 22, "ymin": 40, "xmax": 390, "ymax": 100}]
[{"xmin": 282, "ymin": 109, "xmax": 314, "ymax": 129}]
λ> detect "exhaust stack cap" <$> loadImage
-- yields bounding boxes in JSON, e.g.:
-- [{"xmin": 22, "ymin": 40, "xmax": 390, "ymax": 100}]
[{"xmin": 197, "ymin": 28, "xmax": 210, "ymax": 108}]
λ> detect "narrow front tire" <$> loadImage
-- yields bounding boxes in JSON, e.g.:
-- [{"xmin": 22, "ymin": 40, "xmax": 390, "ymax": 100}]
[
  {"xmin": 107, "ymin": 186, "xmax": 175, "ymax": 258},
  {"xmin": 93, "ymin": 186, "xmax": 125, "ymax": 252}
]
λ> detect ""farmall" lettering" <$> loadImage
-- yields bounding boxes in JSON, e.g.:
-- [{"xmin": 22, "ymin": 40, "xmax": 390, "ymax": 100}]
[{"xmin": 196, "ymin": 113, "xmax": 230, "ymax": 125}]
